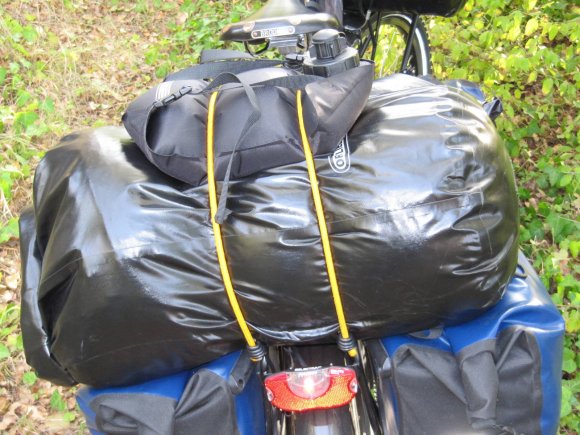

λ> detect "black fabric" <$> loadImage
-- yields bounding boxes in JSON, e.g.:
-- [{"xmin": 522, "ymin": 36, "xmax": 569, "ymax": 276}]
[
  {"xmin": 495, "ymin": 328, "xmax": 543, "ymax": 435},
  {"xmin": 173, "ymin": 370, "xmax": 240, "ymax": 435},
  {"xmin": 203, "ymin": 72, "xmax": 262, "ymax": 223},
  {"xmin": 388, "ymin": 328, "xmax": 543, "ymax": 435},
  {"xmin": 93, "ymin": 393, "xmax": 177, "ymax": 435},
  {"xmin": 458, "ymin": 340, "xmax": 499, "ymax": 428},
  {"xmin": 18, "ymin": 209, "xmax": 76, "ymax": 386},
  {"xmin": 124, "ymin": 62, "xmax": 374, "ymax": 186},
  {"xmin": 20, "ymin": 75, "xmax": 519, "ymax": 387},
  {"xmin": 91, "ymin": 369, "xmax": 240, "ymax": 435},
  {"xmin": 446, "ymin": 79, "xmax": 486, "ymax": 103},
  {"xmin": 484, "ymin": 97, "xmax": 504, "ymax": 121},
  {"xmin": 445, "ymin": 80, "xmax": 503, "ymax": 122},
  {"xmin": 392, "ymin": 346, "xmax": 470, "ymax": 434}
]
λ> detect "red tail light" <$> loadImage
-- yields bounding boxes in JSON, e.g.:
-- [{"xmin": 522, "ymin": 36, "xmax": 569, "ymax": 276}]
[{"xmin": 264, "ymin": 367, "xmax": 358, "ymax": 412}]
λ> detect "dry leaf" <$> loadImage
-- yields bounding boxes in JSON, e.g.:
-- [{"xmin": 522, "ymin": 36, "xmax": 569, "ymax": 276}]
[{"xmin": 5, "ymin": 274, "xmax": 18, "ymax": 290}]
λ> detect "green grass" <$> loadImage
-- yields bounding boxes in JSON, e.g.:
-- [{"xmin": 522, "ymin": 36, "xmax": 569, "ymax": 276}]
[{"xmin": 0, "ymin": 0, "xmax": 577, "ymax": 433}]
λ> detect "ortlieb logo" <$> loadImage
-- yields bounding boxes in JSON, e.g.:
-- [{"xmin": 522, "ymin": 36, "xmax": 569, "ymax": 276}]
[{"xmin": 328, "ymin": 136, "xmax": 351, "ymax": 174}]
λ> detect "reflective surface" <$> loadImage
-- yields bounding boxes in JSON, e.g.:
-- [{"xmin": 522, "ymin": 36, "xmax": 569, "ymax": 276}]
[{"xmin": 20, "ymin": 75, "xmax": 519, "ymax": 387}]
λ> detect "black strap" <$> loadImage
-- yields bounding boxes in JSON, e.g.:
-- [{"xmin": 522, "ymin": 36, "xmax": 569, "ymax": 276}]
[
  {"xmin": 210, "ymin": 73, "xmax": 262, "ymax": 224},
  {"xmin": 165, "ymin": 59, "xmax": 283, "ymax": 82},
  {"xmin": 256, "ymin": 74, "xmax": 322, "ymax": 89},
  {"xmin": 153, "ymin": 74, "xmax": 322, "ymax": 110},
  {"xmin": 200, "ymin": 49, "xmax": 254, "ymax": 63}
]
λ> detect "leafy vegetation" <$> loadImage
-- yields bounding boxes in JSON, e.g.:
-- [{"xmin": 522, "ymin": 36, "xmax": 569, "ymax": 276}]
[
  {"xmin": 0, "ymin": 0, "xmax": 577, "ymax": 433},
  {"xmin": 430, "ymin": 1, "xmax": 578, "ymax": 431}
]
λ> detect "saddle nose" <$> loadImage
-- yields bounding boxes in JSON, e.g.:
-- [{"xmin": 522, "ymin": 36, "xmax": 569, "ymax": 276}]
[{"xmin": 221, "ymin": 0, "xmax": 339, "ymax": 42}]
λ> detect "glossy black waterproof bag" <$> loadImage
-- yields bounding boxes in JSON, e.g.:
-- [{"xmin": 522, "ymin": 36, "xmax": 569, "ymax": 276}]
[{"xmin": 20, "ymin": 73, "xmax": 519, "ymax": 388}]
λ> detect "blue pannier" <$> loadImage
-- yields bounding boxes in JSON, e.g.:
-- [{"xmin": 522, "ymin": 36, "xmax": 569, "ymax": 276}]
[
  {"xmin": 77, "ymin": 351, "xmax": 265, "ymax": 435},
  {"xmin": 370, "ymin": 252, "xmax": 564, "ymax": 435}
]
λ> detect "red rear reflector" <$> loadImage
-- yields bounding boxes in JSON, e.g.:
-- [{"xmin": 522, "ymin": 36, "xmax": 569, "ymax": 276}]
[{"xmin": 264, "ymin": 367, "xmax": 358, "ymax": 412}]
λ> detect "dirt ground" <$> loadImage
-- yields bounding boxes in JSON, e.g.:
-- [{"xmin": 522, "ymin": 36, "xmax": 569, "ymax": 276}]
[{"xmin": 1, "ymin": 1, "xmax": 187, "ymax": 433}]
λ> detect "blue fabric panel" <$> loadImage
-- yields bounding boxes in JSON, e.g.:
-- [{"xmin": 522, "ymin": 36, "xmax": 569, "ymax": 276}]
[
  {"xmin": 235, "ymin": 368, "xmax": 266, "ymax": 435},
  {"xmin": 444, "ymin": 253, "xmax": 563, "ymax": 353},
  {"xmin": 382, "ymin": 330, "xmax": 451, "ymax": 356},
  {"xmin": 536, "ymin": 325, "xmax": 564, "ymax": 435}
]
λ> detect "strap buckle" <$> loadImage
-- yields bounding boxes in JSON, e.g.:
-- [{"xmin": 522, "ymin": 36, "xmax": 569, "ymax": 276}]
[{"xmin": 153, "ymin": 86, "xmax": 193, "ymax": 108}]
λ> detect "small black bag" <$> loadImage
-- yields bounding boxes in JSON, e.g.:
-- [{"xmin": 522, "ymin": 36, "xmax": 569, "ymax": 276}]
[{"xmin": 122, "ymin": 59, "xmax": 374, "ymax": 186}]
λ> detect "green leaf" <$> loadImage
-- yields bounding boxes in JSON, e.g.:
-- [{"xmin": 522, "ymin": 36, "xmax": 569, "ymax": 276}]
[
  {"xmin": 547, "ymin": 213, "xmax": 577, "ymax": 244},
  {"xmin": 570, "ymin": 240, "xmax": 580, "ymax": 258},
  {"xmin": 542, "ymin": 77, "xmax": 554, "ymax": 95},
  {"xmin": 0, "ymin": 217, "xmax": 20, "ymax": 243},
  {"xmin": 526, "ymin": 218, "xmax": 545, "ymax": 241},
  {"xmin": 40, "ymin": 97, "xmax": 55, "ymax": 114},
  {"xmin": 563, "ymin": 347, "xmax": 577, "ymax": 373},
  {"xmin": 524, "ymin": 18, "xmax": 539, "ymax": 36},
  {"xmin": 548, "ymin": 24, "xmax": 559, "ymax": 40},
  {"xmin": 544, "ymin": 166, "xmax": 561, "ymax": 187},
  {"xmin": 22, "ymin": 371, "xmax": 37, "ymax": 386},
  {"xmin": 566, "ymin": 310, "xmax": 580, "ymax": 334},
  {"xmin": 557, "ymin": 274, "xmax": 580, "ymax": 298},
  {"xmin": 22, "ymin": 25, "xmax": 37, "ymax": 42},
  {"xmin": 523, "ymin": 0, "xmax": 537, "ymax": 11},
  {"xmin": 507, "ymin": 24, "xmax": 521, "ymax": 42},
  {"xmin": 15, "ymin": 90, "xmax": 33, "ymax": 107},
  {"xmin": 561, "ymin": 385, "xmax": 572, "ymax": 417},
  {"xmin": 14, "ymin": 111, "xmax": 39, "ymax": 134},
  {"xmin": 15, "ymin": 333, "xmax": 24, "ymax": 351},
  {"xmin": 559, "ymin": 174, "xmax": 573, "ymax": 187},
  {"xmin": 155, "ymin": 64, "xmax": 170, "ymax": 78},
  {"xmin": 50, "ymin": 390, "xmax": 67, "ymax": 412},
  {"xmin": 0, "ymin": 343, "xmax": 10, "ymax": 360}
]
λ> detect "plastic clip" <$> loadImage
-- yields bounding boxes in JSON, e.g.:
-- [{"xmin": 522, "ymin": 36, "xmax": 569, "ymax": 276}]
[{"xmin": 153, "ymin": 86, "xmax": 193, "ymax": 108}]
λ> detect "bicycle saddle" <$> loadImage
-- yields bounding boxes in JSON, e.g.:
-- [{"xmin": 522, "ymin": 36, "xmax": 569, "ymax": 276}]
[{"xmin": 221, "ymin": 0, "xmax": 339, "ymax": 42}]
